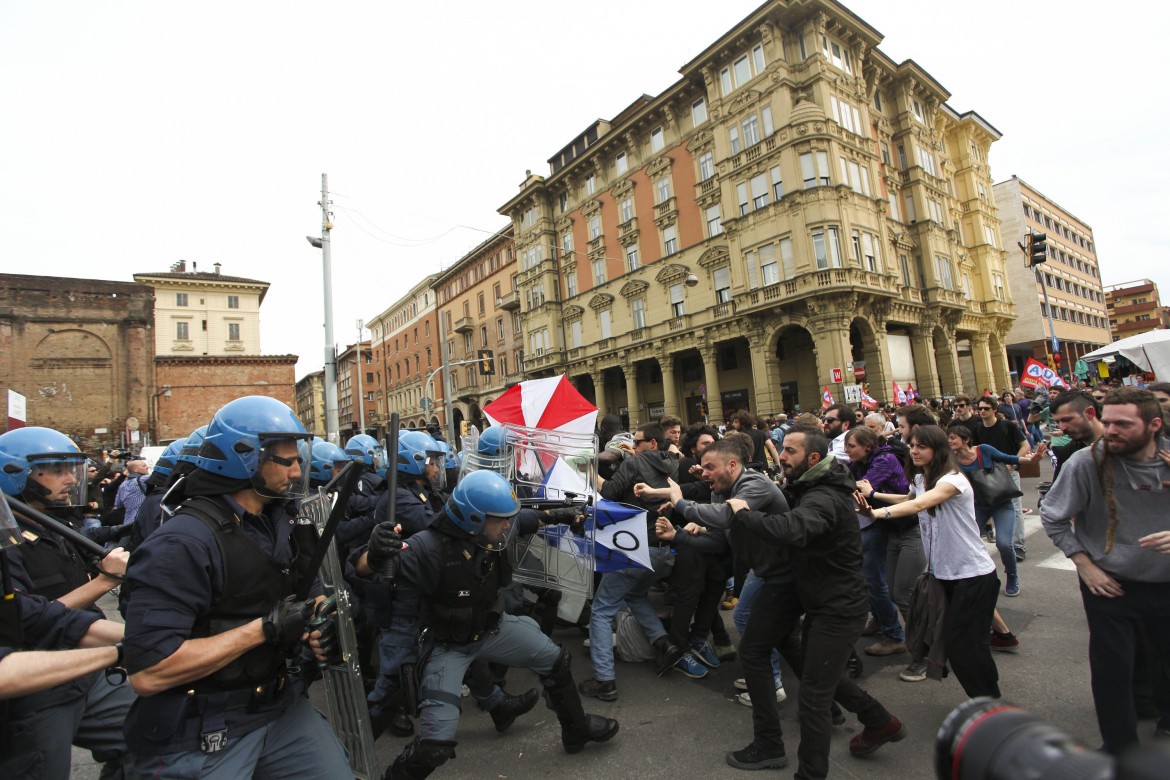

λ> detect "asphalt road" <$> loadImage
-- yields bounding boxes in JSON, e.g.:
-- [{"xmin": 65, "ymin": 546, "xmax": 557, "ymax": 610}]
[{"xmin": 73, "ymin": 461, "xmax": 1165, "ymax": 778}]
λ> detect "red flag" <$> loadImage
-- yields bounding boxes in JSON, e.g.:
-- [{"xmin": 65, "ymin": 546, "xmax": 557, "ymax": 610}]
[
  {"xmin": 821, "ymin": 386, "xmax": 833, "ymax": 410},
  {"xmin": 892, "ymin": 381, "xmax": 907, "ymax": 405}
]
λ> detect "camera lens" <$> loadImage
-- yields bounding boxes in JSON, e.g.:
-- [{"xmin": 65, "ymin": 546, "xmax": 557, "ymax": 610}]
[{"xmin": 935, "ymin": 698, "xmax": 1113, "ymax": 780}]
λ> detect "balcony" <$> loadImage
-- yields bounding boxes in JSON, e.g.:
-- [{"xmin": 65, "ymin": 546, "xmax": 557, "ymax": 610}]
[
  {"xmin": 618, "ymin": 218, "xmax": 638, "ymax": 241},
  {"xmin": 712, "ymin": 302, "xmax": 735, "ymax": 319},
  {"xmin": 730, "ymin": 267, "xmax": 901, "ymax": 316},
  {"xmin": 668, "ymin": 315, "xmax": 690, "ymax": 331},
  {"xmin": 524, "ymin": 348, "xmax": 565, "ymax": 372},
  {"xmin": 924, "ymin": 287, "xmax": 968, "ymax": 309},
  {"xmin": 497, "ymin": 290, "xmax": 521, "ymax": 311},
  {"xmin": 978, "ymin": 299, "xmax": 1015, "ymax": 317},
  {"xmin": 453, "ymin": 316, "xmax": 474, "ymax": 334}
]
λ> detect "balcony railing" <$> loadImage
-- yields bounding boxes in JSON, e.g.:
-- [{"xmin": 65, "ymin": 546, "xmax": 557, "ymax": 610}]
[
  {"xmin": 453, "ymin": 316, "xmax": 474, "ymax": 334},
  {"xmin": 497, "ymin": 290, "xmax": 521, "ymax": 310}
]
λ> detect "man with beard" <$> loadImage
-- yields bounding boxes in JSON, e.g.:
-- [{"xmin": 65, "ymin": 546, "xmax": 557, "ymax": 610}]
[
  {"xmin": 1041, "ymin": 387, "xmax": 1170, "ymax": 755},
  {"xmin": 1047, "ymin": 390, "xmax": 1104, "ymax": 476},
  {"xmin": 726, "ymin": 425, "xmax": 903, "ymax": 777}
]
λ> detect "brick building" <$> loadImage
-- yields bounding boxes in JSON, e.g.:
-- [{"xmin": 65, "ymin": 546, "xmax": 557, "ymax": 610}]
[
  {"xmin": 153, "ymin": 355, "xmax": 298, "ymax": 442},
  {"xmin": 0, "ymin": 274, "xmax": 154, "ymax": 452},
  {"xmin": 367, "ymin": 275, "xmax": 442, "ymax": 437}
]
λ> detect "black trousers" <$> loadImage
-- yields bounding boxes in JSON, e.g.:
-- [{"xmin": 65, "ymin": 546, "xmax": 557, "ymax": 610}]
[
  {"xmin": 741, "ymin": 582, "xmax": 890, "ymax": 780},
  {"xmin": 1081, "ymin": 578, "xmax": 1170, "ymax": 755},
  {"xmin": 939, "ymin": 571, "xmax": 1001, "ymax": 699},
  {"xmin": 666, "ymin": 544, "xmax": 727, "ymax": 649}
]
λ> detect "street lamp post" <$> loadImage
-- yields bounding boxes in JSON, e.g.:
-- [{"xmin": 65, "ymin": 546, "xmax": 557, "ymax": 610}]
[{"xmin": 307, "ymin": 173, "xmax": 340, "ymax": 442}]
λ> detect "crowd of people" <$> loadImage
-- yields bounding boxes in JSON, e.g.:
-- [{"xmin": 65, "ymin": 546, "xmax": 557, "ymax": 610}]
[{"xmin": 1, "ymin": 378, "xmax": 1167, "ymax": 779}]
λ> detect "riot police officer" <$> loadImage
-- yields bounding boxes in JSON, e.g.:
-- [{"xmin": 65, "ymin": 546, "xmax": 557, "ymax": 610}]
[
  {"xmin": 356, "ymin": 470, "xmax": 619, "ymax": 779},
  {"xmin": 373, "ymin": 430, "xmax": 447, "ymax": 536},
  {"xmin": 344, "ymin": 432, "xmax": 388, "ymax": 516},
  {"xmin": 0, "ymin": 426, "xmax": 134, "ymax": 779},
  {"xmin": 120, "ymin": 396, "xmax": 350, "ymax": 777},
  {"xmin": 310, "ymin": 437, "xmax": 348, "ymax": 490}
]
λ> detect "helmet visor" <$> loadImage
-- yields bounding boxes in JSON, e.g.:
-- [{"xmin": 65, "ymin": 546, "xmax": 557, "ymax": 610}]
[
  {"xmin": 478, "ymin": 513, "xmax": 519, "ymax": 552},
  {"xmin": 255, "ymin": 435, "xmax": 313, "ymax": 499},
  {"xmin": 426, "ymin": 450, "xmax": 447, "ymax": 493},
  {"xmin": 26, "ymin": 454, "xmax": 88, "ymax": 507},
  {"xmin": 0, "ymin": 493, "xmax": 20, "ymax": 550}
]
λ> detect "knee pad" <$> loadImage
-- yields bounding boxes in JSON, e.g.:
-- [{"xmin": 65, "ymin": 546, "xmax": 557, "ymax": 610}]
[
  {"xmin": 540, "ymin": 645, "xmax": 573, "ymax": 689},
  {"xmin": 405, "ymin": 737, "xmax": 458, "ymax": 769}
]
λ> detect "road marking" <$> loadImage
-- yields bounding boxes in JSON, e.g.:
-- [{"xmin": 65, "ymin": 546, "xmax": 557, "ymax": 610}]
[{"xmin": 1037, "ymin": 551, "xmax": 1077, "ymax": 571}]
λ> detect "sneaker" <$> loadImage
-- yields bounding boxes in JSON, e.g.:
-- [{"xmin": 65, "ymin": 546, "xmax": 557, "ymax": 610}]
[
  {"xmin": 721, "ymin": 594, "xmax": 739, "ymax": 611},
  {"xmin": 861, "ymin": 615, "xmax": 880, "ymax": 636},
  {"xmin": 460, "ymin": 684, "xmax": 470, "ymax": 697},
  {"xmin": 691, "ymin": 641, "xmax": 721, "ymax": 669},
  {"xmin": 864, "ymin": 639, "xmax": 908, "ymax": 657},
  {"xmin": 673, "ymin": 652, "xmax": 709, "ymax": 679},
  {"xmin": 734, "ymin": 677, "xmax": 749, "ymax": 692},
  {"xmin": 1015, "ymin": 547, "xmax": 1027, "ymax": 562},
  {"xmin": 990, "ymin": 631, "xmax": 1019, "ymax": 653},
  {"xmin": 714, "ymin": 643, "xmax": 738, "ymax": 662},
  {"xmin": 1005, "ymin": 575, "xmax": 1020, "ymax": 597},
  {"xmin": 736, "ymin": 687, "xmax": 786, "ymax": 708},
  {"xmin": 726, "ymin": 743, "xmax": 788, "ymax": 770},
  {"xmin": 849, "ymin": 715, "xmax": 906, "ymax": 756},
  {"xmin": 899, "ymin": 660, "xmax": 928, "ymax": 682},
  {"xmin": 578, "ymin": 678, "xmax": 618, "ymax": 702}
]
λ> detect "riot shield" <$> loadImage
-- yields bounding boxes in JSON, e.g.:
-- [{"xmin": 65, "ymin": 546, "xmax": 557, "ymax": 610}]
[
  {"xmin": 501, "ymin": 423, "xmax": 597, "ymax": 602},
  {"xmin": 458, "ymin": 423, "xmax": 512, "ymax": 479},
  {"xmin": 298, "ymin": 490, "xmax": 378, "ymax": 780}
]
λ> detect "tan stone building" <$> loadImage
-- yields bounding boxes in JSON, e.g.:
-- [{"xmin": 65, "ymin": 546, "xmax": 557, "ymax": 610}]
[
  {"xmin": 499, "ymin": 0, "xmax": 1014, "ymax": 422},
  {"xmin": 433, "ymin": 228, "xmax": 523, "ymax": 436},
  {"xmin": 335, "ymin": 340, "xmax": 373, "ymax": 440},
  {"xmin": 367, "ymin": 274, "xmax": 442, "ymax": 436},
  {"xmin": 993, "ymin": 176, "xmax": 1109, "ymax": 379},
  {"xmin": 1105, "ymin": 279, "xmax": 1164, "ymax": 340},
  {"xmin": 134, "ymin": 260, "xmax": 268, "ymax": 356},
  {"xmin": 295, "ymin": 369, "xmax": 326, "ymax": 437}
]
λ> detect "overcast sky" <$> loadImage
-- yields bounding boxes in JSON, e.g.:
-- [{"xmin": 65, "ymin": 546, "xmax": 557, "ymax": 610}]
[{"xmin": 3, "ymin": 1, "xmax": 1166, "ymax": 380}]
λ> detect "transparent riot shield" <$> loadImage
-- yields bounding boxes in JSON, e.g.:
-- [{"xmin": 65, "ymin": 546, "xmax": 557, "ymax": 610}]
[
  {"xmin": 500, "ymin": 423, "xmax": 597, "ymax": 603},
  {"xmin": 298, "ymin": 490, "xmax": 378, "ymax": 780},
  {"xmin": 458, "ymin": 423, "xmax": 511, "ymax": 479}
]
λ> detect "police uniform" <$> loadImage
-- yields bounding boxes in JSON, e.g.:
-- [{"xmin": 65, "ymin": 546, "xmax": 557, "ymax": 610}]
[
  {"xmin": 377, "ymin": 477, "xmax": 618, "ymax": 779},
  {"xmin": 1, "ymin": 517, "xmax": 134, "ymax": 780},
  {"xmin": 121, "ymin": 492, "xmax": 350, "ymax": 778},
  {"xmin": 374, "ymin": 479, "xmax": 442, "ymax": 537}
]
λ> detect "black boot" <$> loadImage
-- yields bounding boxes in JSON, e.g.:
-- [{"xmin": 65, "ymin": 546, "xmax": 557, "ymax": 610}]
[
  {"xmin": 653, "ymin": 635, "xmax": 683, "ymax": 676},
  {"xmin": 541, "ymin": 647, "xmax": 620, "ymax": 754},
  {"xmin": 489, "ymin": 688, "xmax": 540, "ymax": 733},
  {"xmin": 388, "ymin": 706, "xmax": 415, "ymax": 737},
  {"xmin": 382, "ymin": 738, "xmax": 457, "ymax": 780}
]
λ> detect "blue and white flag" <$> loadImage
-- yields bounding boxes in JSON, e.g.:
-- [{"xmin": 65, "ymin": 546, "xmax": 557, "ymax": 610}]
[{"xmin": 540, "ymin": 498, "xmax": 653, "ymax": 573}]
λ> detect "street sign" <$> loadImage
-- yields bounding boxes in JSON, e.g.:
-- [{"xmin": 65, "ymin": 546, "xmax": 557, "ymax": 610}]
[
  {"xmin": 852, "ymin": 361, "xmax": 866, "ymax": 380},
  {"xmin": 420, "ymin": 397, "xmax": 433, "ymax": 411},
  {"xmin": 830, "ymin": 367, "xmax": 844, "ymax": 384},
  {"xmin": 843, "ymin": 384, "xmax": 863, "ymax": 404}
]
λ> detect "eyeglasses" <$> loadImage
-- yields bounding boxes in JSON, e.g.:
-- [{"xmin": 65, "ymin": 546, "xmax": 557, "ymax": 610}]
[
  {"xmin": 977, "ymin": 406, "xmax": 995, "ymax": 412},
  {"xmin": 824, "ymin": 416, "xmax": 840, "ymax": 422},
  {"xmin": 264, "ymin": 453, "xmax": 304, "ymax": 467},
  {"xmin": 955, "ymin": 402, "xmax": 967, "ymax": 407},
  {"xmin": 632, "ymin": 437, "xmax": 647, "ymax": 444}
]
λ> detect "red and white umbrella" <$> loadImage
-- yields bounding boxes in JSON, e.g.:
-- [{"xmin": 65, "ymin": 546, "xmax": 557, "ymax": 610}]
[{"xmin": 483, "ymin": 375, "xmax": 597, "ymax": 435}]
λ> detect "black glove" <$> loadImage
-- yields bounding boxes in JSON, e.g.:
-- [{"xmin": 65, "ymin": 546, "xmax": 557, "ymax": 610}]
[
  {"xmin": 366, "ymin": 522, "xmax": 403, "ymax": 575},
  {"xmin": 262, "ymin": 596, "xmax": 312, "ymax": 649},
  {"xmin": 307, "ymin": 596, "xmax": 342, "ymax": 665}
]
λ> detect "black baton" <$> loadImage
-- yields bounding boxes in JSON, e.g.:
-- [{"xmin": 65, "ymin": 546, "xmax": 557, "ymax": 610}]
[{"xmin": 7, "ymin": 496, "xmax": 108, "ymax": 560}]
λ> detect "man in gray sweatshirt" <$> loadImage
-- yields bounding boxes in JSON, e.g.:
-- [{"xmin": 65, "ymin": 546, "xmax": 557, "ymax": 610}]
[{"xmin": 1040, "ymin": 386, "xmax": 1170, "ymax": 755}]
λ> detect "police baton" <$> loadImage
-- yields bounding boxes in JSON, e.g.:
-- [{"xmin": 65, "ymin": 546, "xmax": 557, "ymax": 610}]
[
  {"xmin": 295, "ymin": 459, "xmax": 366, "ymax": 601},
  {"xmin": 383, "ymin": 412, "xmax": 399, "ymax": 543},
  {"xmin": 7, "ymin": 496, "xmax": 109, "ymax": 560}
]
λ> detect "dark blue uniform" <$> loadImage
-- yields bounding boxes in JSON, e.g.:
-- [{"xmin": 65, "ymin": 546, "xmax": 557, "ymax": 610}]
[{"xmin": 120, "ymin": 495, "xmax": 349, "ymax": 778}]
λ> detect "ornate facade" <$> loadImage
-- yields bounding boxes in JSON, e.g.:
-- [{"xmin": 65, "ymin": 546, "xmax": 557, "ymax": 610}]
[{"xmin": 499, "ymin": 0, "xmax": 1014, "ymax": 422}]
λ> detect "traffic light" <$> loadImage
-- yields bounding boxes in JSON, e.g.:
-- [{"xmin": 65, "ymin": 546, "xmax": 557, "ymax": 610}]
[
  {"xmin": 1053, "ymin": 353, "xmax": 1062, "ymax": 372},
  {"xmin": 1027, "ymin": 232, "xmax": 1047, "ymax": 267},
  {"xmin": 477, "ymin": 349, "xmax": 495, "ymax": 376},
  {"xmin": 460, "ymin": 420, "xmax": 469, "ymax": 437}
]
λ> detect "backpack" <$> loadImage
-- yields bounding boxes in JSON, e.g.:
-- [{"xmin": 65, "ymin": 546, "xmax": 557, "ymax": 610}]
[{"xmin": 613, "ymin": 609, "xmax": 656, "ymax": 663}]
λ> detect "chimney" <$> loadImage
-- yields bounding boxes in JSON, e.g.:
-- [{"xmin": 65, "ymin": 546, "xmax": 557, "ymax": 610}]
[
  {"xmin": 213, "ymin": 262, "xmax": 221, "ymax": 275},
  {"xmin": 192, "ymin": 261, "xmax": 197, "ymax": 272}
]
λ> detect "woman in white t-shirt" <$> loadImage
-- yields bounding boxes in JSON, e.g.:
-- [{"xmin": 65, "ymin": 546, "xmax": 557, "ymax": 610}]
[{"xmin": 856, "ymin": 425, "xmax": 1000, "ymax": 699}]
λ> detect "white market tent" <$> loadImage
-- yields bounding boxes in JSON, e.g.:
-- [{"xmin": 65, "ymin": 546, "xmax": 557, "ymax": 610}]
[{"xmin": 1081, "ymin": 328, "xmax": 1170, "ymax": 379}]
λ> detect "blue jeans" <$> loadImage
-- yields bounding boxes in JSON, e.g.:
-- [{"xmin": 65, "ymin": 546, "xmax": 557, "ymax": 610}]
[
  {"xmin": 977, "ymin": 502, "xmax": 1018, "ymax": 580},
  {"xmin": 587, "ymin": 546, "xmax": 673, "ymax": 681},
  {"xmin": 733, "ymin": 571, "xmax": 782, "ymax": 688},
  {"xmin": 861, "ymin": 525, "xmax": 904, "ymax": 642}
]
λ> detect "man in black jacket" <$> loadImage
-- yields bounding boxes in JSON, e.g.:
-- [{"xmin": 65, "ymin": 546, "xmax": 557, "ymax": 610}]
[{"xmin": 727, "ymin": 425, "xmax": 903, "ymax": 779}]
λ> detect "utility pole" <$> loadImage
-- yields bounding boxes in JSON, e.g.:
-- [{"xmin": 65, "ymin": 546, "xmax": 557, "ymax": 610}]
[
  {"xmin": 356, "ymin": 319, "xmax": 366, "ymax": 435},
  {"xmin": 307, "ymin": 174, "xmax": 340, "ymax": 442},
  {"xmin": 442, "ymin": 339, "xmax": 457, "ymax": 445}
]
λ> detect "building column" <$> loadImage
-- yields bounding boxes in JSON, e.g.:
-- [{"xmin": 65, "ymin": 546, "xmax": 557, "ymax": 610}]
[
  {"xmin": 591, "ymin": 371, "xmax": 608, "ymax": 417},
  {"xmin": 968, "ymin": 333, "xmax": 996, "ymax": 396},
  {"xmin": 658, "ymin": 353, "xmax": 679, "ymax": 418},
  {"xmin": 747, "ymin": 332, "xmax": 779, "ymax": 416},
  {"xmin": 989, "ymin": 334, "xmax": 1012, "ymax": 391},
  {"xmin": 910, "ymin": 326, "xmax": 941, "ymax": 399},
  {"xmin": 700, "ymin": 345, "xmax": 723, "ymax": 424},
  {"xmin": 861, "ymin": 326, "xmax": 893, "ymax": 408},
  {"xmin": 808, "ymin": 314, "xmax": 853, "ymax": 407},
  {"xmin": 623, "ymin": 363, "xmax": 641, "ymax": 428}
]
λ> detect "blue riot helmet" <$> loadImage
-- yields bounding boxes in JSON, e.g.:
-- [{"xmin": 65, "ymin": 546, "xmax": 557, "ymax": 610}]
[
  {"xmin": 151, "ymin": 437, "xmax": 187, "ymax": 480},
  {"xmin": 461, "ymin": 425, "xmax": 511, "ymax": 477},
  {"xmin": 344, "ymin": 433, "xmax": 387, "ymax": 477},
  {"xmin": 445, "ymin": 470, "xmax": 520, "ymax": 551},
  {"xmin": 0, "ymin": 426, "xmax": 89, "ymax": 507},
  {"xmin": 178, "ymin": 425, "xmax": 209, "ymax": 465},
  {"xmin": 436, "ymin": 441, "xmax": 458, "ymax": 471},
  {"xmin": 311, "ymin": 438, "xmax": 348, "ymax": 488},
  {"xmin": 398, "ymin": 430, "xmax": 446, "ymax": 491},
  {"xmin": 195, "ymin": 396, "xmax": 313, "ymax": 498}
]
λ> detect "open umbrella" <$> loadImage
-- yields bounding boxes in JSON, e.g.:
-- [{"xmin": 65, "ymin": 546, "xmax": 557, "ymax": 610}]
[{"xmin": 483, "ymin": 375, "xmax": 597, "ymax": 434}]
